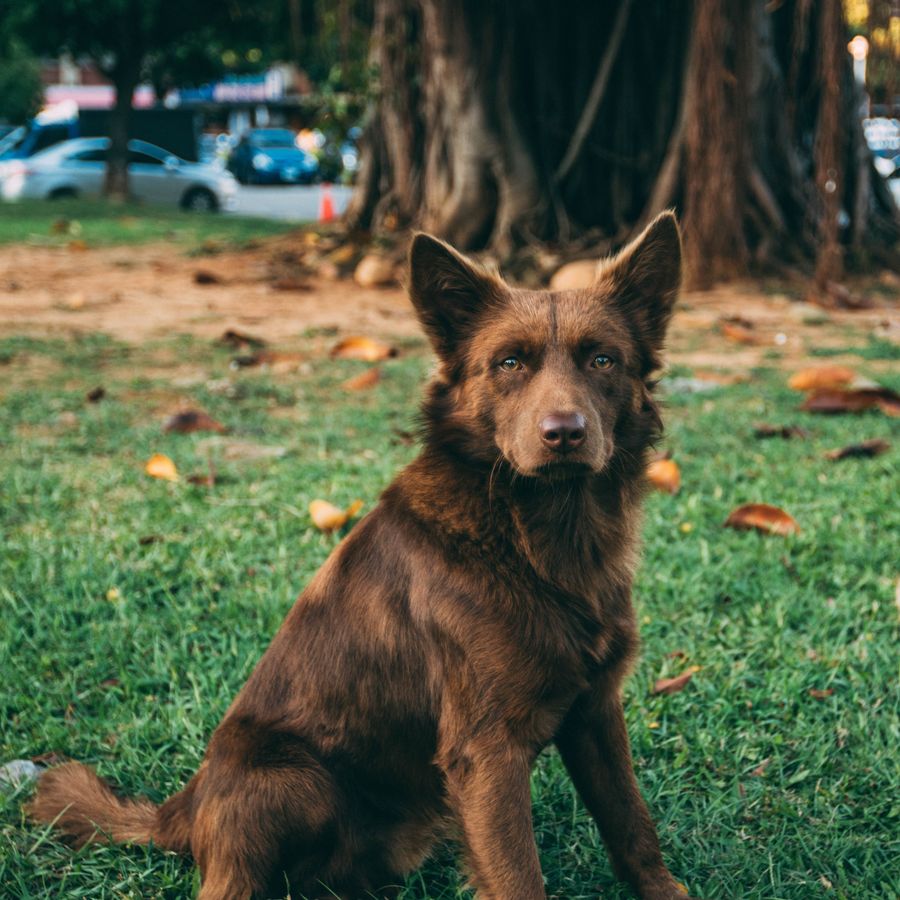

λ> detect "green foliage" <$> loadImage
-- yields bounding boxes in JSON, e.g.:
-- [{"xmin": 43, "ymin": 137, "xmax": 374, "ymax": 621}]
[
  {"xmin": 0, "ymin": 41, "xmax": 43, "ymax": 124},
  {"xmin": 0, "ymin": 330, "xmax": 898, "ymax": 898}
]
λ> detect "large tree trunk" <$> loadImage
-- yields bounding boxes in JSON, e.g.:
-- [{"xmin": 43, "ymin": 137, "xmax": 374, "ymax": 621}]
[
  {"xmin": 104, "ymin": 61, "xmax": 140, "ymax": 203},
  {"xmin": 348, "ymin": 0, "xmax": 898, "ymax": 280}
]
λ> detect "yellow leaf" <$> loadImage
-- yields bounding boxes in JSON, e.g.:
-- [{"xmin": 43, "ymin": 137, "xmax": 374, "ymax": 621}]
[
  {"xmin": 145, "ymin": 453, "xmax": 179, "ymax": 482},
  {"xmin": 309, "ymin": 499, "xmax": 364, "ymax": 532},
  {"xmin": 647, "ymin": 458, "xmax": 681, "ymax": 494}
]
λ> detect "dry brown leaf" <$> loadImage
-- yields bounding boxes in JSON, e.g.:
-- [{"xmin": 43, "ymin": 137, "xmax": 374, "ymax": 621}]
[
  {"xmin": 652, "ymin": 666, "xmax": 700, "ymax": 696},
  {"xmin": 801, "ymin": 387, "xmax": 900, "ymax": 416},
  {"xmin": 145, "ymin": 453, "xmax": 178, "ymax": 482},
  {"xmin": 646, "ymin": 458, "xmax": 681, "ymax": 494},
  {"xmin": 342, "ymin": 367, "xmax": 382, "ymax": 391},
  {"xmin": 750, "ymin": 758, "xmax": 772, "ymax": 777},
  {"xmin": 187, "ymin": 472, "xmax": 216, "ymax": 487},
  {"xmin": 753, "ymin": 423, "xmax": 809, "ymax": 439},
  {"xmin": 270, "ymin": 277, "xmax": 311, "ymax": 292},
  {"xmin": 163, "ymin": 409, "xmax": 227, "ymax": 434},
  {"xmin": 724, "ymin": 503, "xmax": 800, "ymax": 536},
  {"xmin": 720, "ymin": 322, "xmax": 758, "ymax": 345},
  {"xmin": 330, "ymin": 336, "xmax": 398, "ymax": 362},
  {"xmin": 309, "ymin": 498, "xmax": 364, "ymax": 532},
  {"xmin": 788, "ymin": 365, "xmax": 856, "ymax": 392},
  {"xmin": 231, "ymin": 350, "xmax": 305, "ymax": 372},
  {"xmin": 825, "ymin": 438, "xmax": 890, "ymax": 461},
  {"xmin": 194, "ymin": 270, "xmax": 221, "ymax": 285},
  {"xmin": 808, "ymin": 688, "xmax": 834, "ymax": 700},
  {"xmin": 218, "ymin": 328, "xmax": 266, "ymax": 349}
]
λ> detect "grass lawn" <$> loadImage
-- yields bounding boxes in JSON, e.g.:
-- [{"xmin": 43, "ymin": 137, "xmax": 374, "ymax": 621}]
[
  {"xmin": 0, "ymin": 331, "xmax": 898, "ymax": 899},
  {"xmin": 0, "ymin": 198, "xmax": 296, "ymax": 249}
]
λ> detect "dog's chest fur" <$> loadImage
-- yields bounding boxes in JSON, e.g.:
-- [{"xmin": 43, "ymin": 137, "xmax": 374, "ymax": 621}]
[{"xmin": 384, "ymin": 448, "xmax": 642, "ymax": 749}]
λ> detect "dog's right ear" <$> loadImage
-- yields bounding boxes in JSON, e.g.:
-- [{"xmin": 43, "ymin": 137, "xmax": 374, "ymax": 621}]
[{"xmin": 409, "ymin": 233, "xmax": 500, "ymax": 360}]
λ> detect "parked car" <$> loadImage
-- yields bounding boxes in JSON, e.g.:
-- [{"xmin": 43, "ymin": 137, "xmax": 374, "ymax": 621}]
[
  {"xmin": 0, "ymin": 137, "xmax": 237, "ymax": 211},
  {"xmin": 227, "ymin": 128, "xmax": 318, "ymax": 185}
]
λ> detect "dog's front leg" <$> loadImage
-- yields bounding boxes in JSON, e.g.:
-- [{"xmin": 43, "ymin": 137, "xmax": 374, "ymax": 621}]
[
  {"xmin": 444, "ymin": 741, "xmax": 545, "ymax": 900},
  {"xmin": 555, "ymin": 692, "xmax": 696, "ymax": 900}
]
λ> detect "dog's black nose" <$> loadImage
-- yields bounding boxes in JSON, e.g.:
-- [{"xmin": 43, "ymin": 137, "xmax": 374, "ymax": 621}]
[{"xmin": 540, "ymin": 413, "xmax": 586, "ymax": 453}]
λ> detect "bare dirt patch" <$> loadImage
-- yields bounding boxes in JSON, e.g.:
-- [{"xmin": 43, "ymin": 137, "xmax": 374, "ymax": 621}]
[{"xmin": 1, "ymin": 241, "xmax": 896, "ymax": 373}]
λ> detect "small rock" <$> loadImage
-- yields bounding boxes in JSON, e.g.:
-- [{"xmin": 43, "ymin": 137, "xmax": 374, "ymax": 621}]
[
  {"xmin": 354, "ymin": 254, "xmax": 397, "ymax": 288},
  {"xmin": 549, "ymin": 259, "xmax": 599, "ymax": 291},
  {"xmin": 0, "ymin": 759, "xmax": 44, "ymax": 790}
]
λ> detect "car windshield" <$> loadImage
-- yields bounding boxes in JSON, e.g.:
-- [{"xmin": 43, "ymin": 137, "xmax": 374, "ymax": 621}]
[
  {"xmin": 0, "ymin": 126, "xmax": 26, "ymax": 157},
  {"xmin": 32, "ymin": 141, "xmax": 108, "ymax": 163},
  {"xmin": 250, "ymin": 130, "xmax": 297, "ymax": 149}
]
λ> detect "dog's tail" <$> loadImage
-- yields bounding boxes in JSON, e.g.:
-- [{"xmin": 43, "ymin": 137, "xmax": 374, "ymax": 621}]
[{"xmin": 27, "ymin": 762, "xmax": 192, "ymax": 853}]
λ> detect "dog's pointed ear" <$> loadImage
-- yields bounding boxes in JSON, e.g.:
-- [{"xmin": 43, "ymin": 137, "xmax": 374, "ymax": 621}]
[
  {"xmin": 409, "ymin": 233, "xmax": 501, "ymax": 360},
  {"xmin": 599, "ymin": 211, "xmax": 682, "ymax": 360}
]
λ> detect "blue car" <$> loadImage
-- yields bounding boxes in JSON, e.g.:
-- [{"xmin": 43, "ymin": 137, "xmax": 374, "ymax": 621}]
[{"xmin": 227, "ymin": 128, "xmax": 319, "ymax": 185}]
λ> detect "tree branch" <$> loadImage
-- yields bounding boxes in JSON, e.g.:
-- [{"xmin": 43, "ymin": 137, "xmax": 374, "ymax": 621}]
[{"xmin": 553, "ymin": 0, "xmax": 633, "ymax": 184}]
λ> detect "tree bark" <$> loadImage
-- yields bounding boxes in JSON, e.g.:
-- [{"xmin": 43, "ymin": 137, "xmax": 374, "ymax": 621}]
[
  {"xmin": 349, "ymin": 0, "xmax": 898, "ymax": 278},
  {"xmin": 104, "ymin": 62, "xmax": 140, "ymax": 202}
]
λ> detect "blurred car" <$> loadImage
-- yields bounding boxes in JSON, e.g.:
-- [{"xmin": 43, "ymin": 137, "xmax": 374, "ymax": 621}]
[
  {"xmin": 0, "ymin": 137, "xmax": 237, "ymax": 211},
  {"xmin": 227, "ymin": 128, "xmax": 318, "ymax": 185}
]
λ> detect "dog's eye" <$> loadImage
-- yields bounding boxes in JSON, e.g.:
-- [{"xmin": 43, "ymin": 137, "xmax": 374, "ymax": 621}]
[
  {"xmin": 591, "ymin": 354, "xmax": 614, "ymax": 370},
  {"xmin": 500, "ymin": 356, "xmax": 523, "ymax": 371}
]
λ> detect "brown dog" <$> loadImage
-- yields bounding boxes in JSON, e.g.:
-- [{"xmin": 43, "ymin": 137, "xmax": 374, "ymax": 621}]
[{"xmin": 30, "ymin": 212, "xmax": 695, "ymax": 900}]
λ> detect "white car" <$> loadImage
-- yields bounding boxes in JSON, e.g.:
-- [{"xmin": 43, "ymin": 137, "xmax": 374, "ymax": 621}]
[{"xmin": 0, "ymin": 137, "xmax": 238, "ymax": 211}]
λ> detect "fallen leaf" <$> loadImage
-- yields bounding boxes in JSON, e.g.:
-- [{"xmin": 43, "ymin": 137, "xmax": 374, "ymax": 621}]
[
  {"xmin": 330, "ymin": 336, "xmax": 398, "ymax": 362},
  {"xmin": 825, "ymin": 438, "xmax": 890, "ymax": 461},
  {"xmin": 309, "ymin": 498, "xmax": 364, "ymax": 532},
  {"xmin": 231, "ymin": 350, "xmax": 305, "ymax": 372},
  {"xmin": 808, "ymin": 688, "xmax": 834, "ymax": 700},
  {"xmin": 270, "ymin": 277, "xmax": 311, "ymax": 291},
  {"xmin": 750, "ymin": 758, "xmax": 772, "ymax": 777},
  {"xmin": 342, "ymin": 367, "xmax": 382, "ymax": 391},
  {"xmin": 724, "ymin": 503, "xmax": 800, "ymax": 536},
  {"xmin": 753, "ymin": 423, "xmax": 809, "ymax": 439},
  {"xmin": 646, "ymin": 458, "xmax": 681, "ymax": 494},
  {"xmin": 801, "ymin": 387, "xmax": 900, "ymax": 416},
  {"xmin": 652, "ymin": 666, "xmax": 700, "ymax": 696},
  {"xmin": 788, "ymin": 365, "xmax": 856, "ymax": 392},
  {"xmin": 86, "ymin": 386, "xmax": 106, "ymax": 403},
  {"xmin": 720, "ymin": 315, "xmax": 755, "ymax": 329},
  {"xmin": 193, "ymin": 269, "xmax": 221, "ymax": 285},
  {"xmin": 163, "ymin": 409, "xmax": 227, "ymax": 434},
  {"xmin": 218, "ymin": 328, "xmax": 266, "ymax": 349},
  {"xmin": 145, "ymin": 453, "xmax": 178, "ymax": 482},
  {"xmin": 187, "ymin": 472, "xmax": 215, "ymax": 487},
  {"xmin": 720, "ymin": 322, "xmax": 758, "ymax": 344}
]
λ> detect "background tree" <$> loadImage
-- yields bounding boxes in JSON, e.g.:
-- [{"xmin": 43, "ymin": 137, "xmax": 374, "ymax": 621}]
[
  {"xmin": 0, "ymin": 41, "xmax": 43, "ymax": 125},
  {"xmin": 0, "ymin": 0, "xmax": 271, "ymax": 200},
  {"xmin": 346, "ymin": 0, "xmax": 899, "ymax": 287}
]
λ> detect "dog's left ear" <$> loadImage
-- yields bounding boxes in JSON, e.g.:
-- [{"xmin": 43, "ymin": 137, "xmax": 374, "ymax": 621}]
[
  {"xmin": 599, "ymin": 211, "xmax": 682, "ymax": 361},
  {"xmin": 409, "ymin": 233, "xmax": 502, "ymax": 360}
]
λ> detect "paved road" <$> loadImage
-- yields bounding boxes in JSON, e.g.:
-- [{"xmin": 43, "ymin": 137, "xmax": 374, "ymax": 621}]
[{"xmin": 229, "ymin": 184, "xmax": 354, "ymax": 222}]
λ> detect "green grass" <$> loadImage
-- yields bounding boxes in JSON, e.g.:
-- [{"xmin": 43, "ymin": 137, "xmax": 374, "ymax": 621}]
[
  {"xmin": 0, "ymin": 198, "xmax": 297, "ymax": 249},
  {"xmin": 1, "ymin": 333, "xmax": 898, "ymax": 899}
]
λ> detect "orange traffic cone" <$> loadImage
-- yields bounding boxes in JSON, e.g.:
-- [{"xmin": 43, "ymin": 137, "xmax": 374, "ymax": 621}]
[{"xmin": 318, "ymin": 183, "xmax": 335, "ymax": 223}]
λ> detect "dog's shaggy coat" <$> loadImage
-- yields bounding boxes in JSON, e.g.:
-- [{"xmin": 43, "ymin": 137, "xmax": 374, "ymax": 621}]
[{"xmin": 30, "ymin": 212, "xmax": 696, "ymax": 900}]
